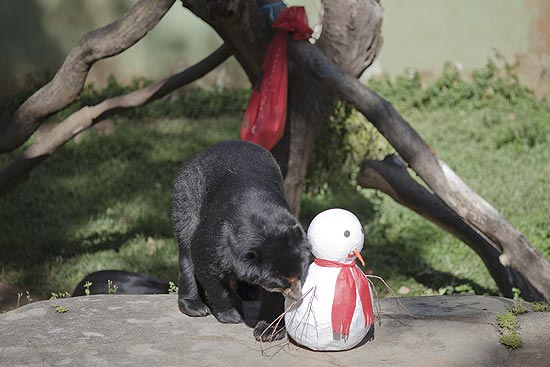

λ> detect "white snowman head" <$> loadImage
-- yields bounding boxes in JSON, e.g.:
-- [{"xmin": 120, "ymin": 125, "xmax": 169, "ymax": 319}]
[{"xmin": 307, "ymin": 208, "xmax": 365, "ymax": 265}]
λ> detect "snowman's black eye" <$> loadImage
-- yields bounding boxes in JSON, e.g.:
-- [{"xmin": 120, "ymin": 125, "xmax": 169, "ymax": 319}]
[{"xmin": 344, "ymin": 230, "xmax": 350, "ymax": 238}]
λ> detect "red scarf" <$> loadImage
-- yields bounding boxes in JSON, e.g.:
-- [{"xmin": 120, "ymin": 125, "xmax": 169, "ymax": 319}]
[{"xmin": 314, "ymin": 258, "xmax": 374, "ymax": 337}]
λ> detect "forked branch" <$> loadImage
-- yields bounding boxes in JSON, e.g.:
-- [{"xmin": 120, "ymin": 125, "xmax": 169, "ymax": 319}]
[
  {"xmin": 0, "ymin": 45, "xmax": 231, "ymax": 196},
  {"xmin": 286, "ymin": 38, "xmax": 550, "ymax": 299},
  {"xmin": 0, "ymin": 0, "xmax": 176, "ymax": 153}
]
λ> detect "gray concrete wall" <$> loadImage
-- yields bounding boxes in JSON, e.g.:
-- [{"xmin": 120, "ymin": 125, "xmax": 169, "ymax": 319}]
[
  {"xmin": 1, "ymin": 0, "xmax": 548, "ymax": 95},
  {"xmin": 377, "ymin": 0, "xmax": 550, "ymax": 95}
]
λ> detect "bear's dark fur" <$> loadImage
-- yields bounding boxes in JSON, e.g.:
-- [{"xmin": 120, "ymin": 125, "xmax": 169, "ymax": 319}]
[{"xmin": 172, "ymin": 140, "xmax": 311, "ymax": 341}]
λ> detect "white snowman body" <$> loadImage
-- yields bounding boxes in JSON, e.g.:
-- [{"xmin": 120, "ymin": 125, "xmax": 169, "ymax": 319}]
[{"xmin": 285, "ymin": 208, "xmax": 374, "ymax": 351}]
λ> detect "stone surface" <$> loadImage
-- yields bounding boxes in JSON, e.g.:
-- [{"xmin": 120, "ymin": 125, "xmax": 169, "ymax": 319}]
[{"xmin": 0, "ymin": 295, "xmax": 548, "ymax": 367}]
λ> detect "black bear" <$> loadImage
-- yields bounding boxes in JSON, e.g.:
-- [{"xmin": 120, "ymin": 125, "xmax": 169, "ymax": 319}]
[{"xmin": 172, "ymin": 140, "xmax": 311, "ymax": 341}]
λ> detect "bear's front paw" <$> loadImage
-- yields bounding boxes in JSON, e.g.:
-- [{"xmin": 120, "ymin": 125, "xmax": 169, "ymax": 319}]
[
  {"xmin": 253, "ymin": 320, "xmax": 286, "ymax": 342},
  {"xmin": 214, "ymin": 308, "xmax": 243, "ymax": 324},
  {"xmin": 178, "ymin": 298, "xmax": 210, "ymax": 317}
]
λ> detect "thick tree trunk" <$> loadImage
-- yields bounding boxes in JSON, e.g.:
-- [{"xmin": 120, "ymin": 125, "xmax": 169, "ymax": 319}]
[
  {"xmin": 182, "ymin": 0, "xmax": 383, "ymax": 217},
  {"xmin": 181, "ymin": 0, "xmax": 272, "ymax": 82},
  {"xmin": 267, "ymin": 0, "xmax": 383, "ymax": 216},
  {"xmin": 283, "ymin": 74, "xmax": 336, "ymax": 215},
  {"xmin": 0, "ymin": 0, "xmax": 176, "ymax": 153},
  {"xmin": 358, "ymin": 155, "xmax": 541, "ymax": 300}
]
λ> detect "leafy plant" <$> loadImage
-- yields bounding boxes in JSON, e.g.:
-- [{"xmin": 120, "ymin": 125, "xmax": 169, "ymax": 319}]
[
  {"xmin": 509, "ymin": 305, "xmax": 528, "ymax": 316},
  {"xmin": 16, "ymin": 292, "xmax": 23, "ymax": 308},
  {"xmin": 168, "ymin": 281, "xmax": 178, "ymax": 295},
  {"xmin": 438, "ymin": 283, "xmax": 475, "ymax": 295},
  {"xmin": 368, "ymin": 53, "xmax": 535, "ymax": 111},
  {"xmin": 496, "ymin": 312, "xmax": 518, "ymax": 330},
  {"xmin": 532, "ymin": 301, "xmax": 550, "ymax": 312},
  {"xmin": 50, "ymin": 292, "xmax": 71, "ymax": 300},
  {"xmin": 107, "ymin": 280, "xmax": 118, "ymax": 295},
  {"xmin": 511, "ymin": 287, "xmax": 523, "ymax": 301},
  {"xmin": 496, "ymin": 308, "xmax": 523, "ymax": 349},
  {"xmin": 84, "ymin": 281, "xmax": 93, "ymax": 296},
  {"xmin": 500, "ymin": 332, "xmax": 522, "ymax": 349},
  {"xmin": 50, "ymin": 304, "xmax": 68, "ymax": 313},
  {"xmin": 306, "ymin": 101, "xmax": 392, "ymax": 194}
]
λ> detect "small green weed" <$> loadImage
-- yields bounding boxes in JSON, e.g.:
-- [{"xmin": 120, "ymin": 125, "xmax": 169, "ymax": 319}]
[
  {"xmin": 15, "ymin": 290, "xmax": 33, "ymax": 308},
  {"xmin": 50, "ymin": 292, "xmax": 71, "ymax": 300},
  {"xmin": 438, "ymin": 283, "xmax": 475, "ymax": 295},
  {"xmin": 509, "ymin": 305, "xmax": 528, "ymax": 315},
  {"xmin": 83, "ymin": 281, "xmax": 93, "ymax": 296},
  {"xmin": 107, "ymin": 280, "xmax": 118, "ymax": 295},
  {"xmin": 500, "ymin": 332, "xmax": 523, "ymax": 349},
  {"xmin": 532, "ymin": 301, "xmax": 550, "ymax": 312},
  {"xmin": 168, "ymin": 281, "xmax": 178, "ymax": 295},
  {"xmin": 511, "ymin": 287, "xmax": 523, "ymax": 301},
  {"xmin": 50, "ymin": 304, "xmax": 68, "ymax": 313},
  {"xmin": 496, "ymin": 312, "xmax": 518, "ymax": 330},
  {"xmin": 16, "ymin": 292, "xmax": 23, "ymax": 308}
]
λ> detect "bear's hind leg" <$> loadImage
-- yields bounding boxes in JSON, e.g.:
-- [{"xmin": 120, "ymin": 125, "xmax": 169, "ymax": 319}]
[{"xmin": 196, "ymin": 272, "xmax": 243, "ymax": 324}]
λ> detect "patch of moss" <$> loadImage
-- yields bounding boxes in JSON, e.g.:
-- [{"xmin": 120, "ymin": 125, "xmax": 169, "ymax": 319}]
[
  {"xmin": 500, "ymin": 332, "xmax": 523, "ymax": 349},
  {"xmin": 50, "ymin": 304, "xmax": 68, "ymax": 313},
  {"xmin": 532, "ymin": 301, "xmax": 550, "ymax": 312},
  {"xmin": 496, "ymin": 312, "xmax": 518, "ymax": 330},
  {"xmin": 509, "ymin": 305, "xmax": 528, "ymax": 315}
]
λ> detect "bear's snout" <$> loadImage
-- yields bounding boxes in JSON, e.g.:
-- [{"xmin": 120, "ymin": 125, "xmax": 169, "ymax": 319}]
[{"xmin": 282, "ymin": 277, "xmax": 302, "ymax": 301}]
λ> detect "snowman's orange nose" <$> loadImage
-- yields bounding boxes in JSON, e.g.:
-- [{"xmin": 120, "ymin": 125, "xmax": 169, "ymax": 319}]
[{"xmin": 352, "ymin": 248, "xmax": 365, "ymax": 267}]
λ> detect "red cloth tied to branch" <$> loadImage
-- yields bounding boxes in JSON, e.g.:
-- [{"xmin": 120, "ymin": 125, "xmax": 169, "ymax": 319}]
[
  {"xmin": 314, "ymin": 258, "xmax": 375, "ymax": 337},
  {"xmin": 240, "ymin": 6, "xmax": 312, "ymax": 150}
]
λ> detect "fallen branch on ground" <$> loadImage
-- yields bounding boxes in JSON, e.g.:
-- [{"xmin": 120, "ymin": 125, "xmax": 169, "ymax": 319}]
[{"xmin": 358, "ymin": 155, "xmax": 541, "ymax": 300}]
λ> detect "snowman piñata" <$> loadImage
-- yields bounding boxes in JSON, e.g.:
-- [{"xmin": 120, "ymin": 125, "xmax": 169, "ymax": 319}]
[{"xmin": 285, "ymin": 208, "xmax": 375, "ymax": 351}]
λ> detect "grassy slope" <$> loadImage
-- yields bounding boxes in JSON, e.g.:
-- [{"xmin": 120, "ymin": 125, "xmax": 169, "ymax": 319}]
[
  {"xmin": 0, "ymin": 117, "xmax": 240, "ymax": 297},
  {"xmin": 361, "ymin": 105, "xmax": 550, "ymax": 297},
  {"xmin": 0, "ymin": 85, "xmax": 548, "ymax": 304}
]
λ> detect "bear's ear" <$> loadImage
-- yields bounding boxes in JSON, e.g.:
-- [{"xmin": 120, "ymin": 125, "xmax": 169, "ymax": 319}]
[{"xmin": 289, "ymin": 223, "xmax": 305, "ymax": 242}]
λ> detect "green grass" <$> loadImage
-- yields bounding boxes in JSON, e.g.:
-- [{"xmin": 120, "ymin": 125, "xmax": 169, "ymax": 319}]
[
  {"xmin": 0, "ymin": 116, "xmax": 241, "ymax": 298},
  {"xmin": 509, "ymin": 305, "xmax": 529, "ymax": 315},
  {"xmin": 500, "ymin": 332, "xmax": 522, "ymax": 349},
  {"xmin": 496, "ymin": 312, "xmax": 518, "ymax": 330},
  {"xmin": 0, "ymin": 67, "xmax": 549, "ymax": 307},
  {"xmin": 357, "ymin": 102, "xmax": 550, "ymax": 295},
  {"xmin": 532, "ymin": 301, "xmax": 550, "ymax": 312},
  {"xmin": 496, "ymin": 308, "xmax": 524, "ymax": 349}
]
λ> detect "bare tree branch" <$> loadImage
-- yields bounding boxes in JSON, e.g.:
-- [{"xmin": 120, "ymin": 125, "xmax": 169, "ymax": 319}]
[
  {"xmin": 358, "ymin": 155, "xmax": 542, "ymax": 300},
  {"xmin": 0, "ymin": 45, "xmax": 231, "ymax": 196},
  {"xmin": 286, "ymin": 38, "xmax": 550, "ymax": 299},
  {"xmin": 0, "ymin": 0, "xmax": 176, "ymax": 153}
]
